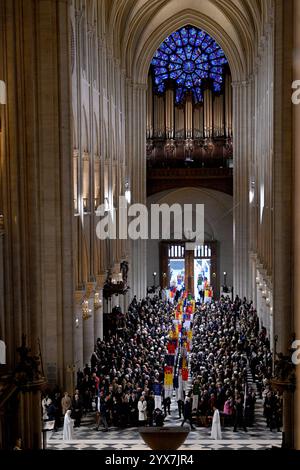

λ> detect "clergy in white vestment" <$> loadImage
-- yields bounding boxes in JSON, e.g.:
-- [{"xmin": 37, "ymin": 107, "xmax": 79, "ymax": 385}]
[
  {"xmin": 211, "ymin": 407, "xmax": 222, "ymax": 440},
  {"xmin": 63, "ymin": 409, "xmax": 74, "ymax": 441}
]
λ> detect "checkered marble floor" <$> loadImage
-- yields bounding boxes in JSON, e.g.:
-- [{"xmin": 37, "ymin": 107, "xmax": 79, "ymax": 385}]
[{"xmin": 46, "ymin": 398, "xmax": 282, "ymax": 451}]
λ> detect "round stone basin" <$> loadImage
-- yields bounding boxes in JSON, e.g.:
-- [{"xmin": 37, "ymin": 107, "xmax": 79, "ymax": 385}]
[{"xmin": 139, "ymin": 426, "xmax": 190, "ymax": 450}]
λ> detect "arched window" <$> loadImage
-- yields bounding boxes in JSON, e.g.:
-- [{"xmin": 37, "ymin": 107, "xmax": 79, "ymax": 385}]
[{"xmin": 151, "ymin": 26, "xmax": 228, "ymax": 104}]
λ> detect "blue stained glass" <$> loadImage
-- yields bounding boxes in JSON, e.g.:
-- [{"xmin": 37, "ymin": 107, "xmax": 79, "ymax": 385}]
[
  {"xmin": 189, "ymin": 36, "xmax": 196, "ymax": 46},
  {"xmin": 195, "ymin": 87, "xmax": 203, "ymax": 101},
  {"xmin": 154, "ymin": 67, "xmax": 168, "ymax": 75},
  {"xmin": 199, "ymin": 63, "xmax": 210, "ymax": 71},
  {"xmin": 180, "ymin": 28, "xmax": 188, "ymax": 37},
  {"xmin": 185, "ymin": 45, "xmax": 193, "ymax": 59},
  {"xmin": 165, "ymin": 37, "xmax": 176, "ymax": 50},
  {"xmin": 175, "ymin": 88, "xmax": 184, "ymax": 103},
  {"xmin": 155, "ymin": 51, "xmax": 169, "ymax": 61},
  {"xmin": 183, "ymin": 60, "xmax": 195, "ymax": 73},
  {"xmin": 170, "ymin": 54, "xmax": 182, "ymax": 64},
  {"xmin": 196, "ymin": 70, "xmax": 208, "ymax": 79},
  {"xmin": 210, "ymin": 73, "xmax": 223, "ymax": 83},
  {"xmin": 211, "ymin": 66, "xmax": 223, "ymax": 74},
  {"xmin": 169, "ymin": 63, "xmax": 181, "ymax": 71},
  {"xmin": 176, "ymin": 48, "xmax": 185, "ymax": 60},
  {"xmin": 170, "ymin": 71, "xmax": 181, "ymax": 79},
  {"xmin": 176, "ymin": 73, "xmax": 187, "ymax": 85},
  {"xmin": 151, "ymin": 25, "xmax": 228, "ymax": 103},
  {"xmin": 192, "ymin": 72, "xmax": 201, "ymax": 84}
]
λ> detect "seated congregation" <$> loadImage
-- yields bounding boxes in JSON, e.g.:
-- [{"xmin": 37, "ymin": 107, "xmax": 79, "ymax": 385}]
[{"xmin": 41, "ymin": 295, "xmax": 282, "ymax": 435}]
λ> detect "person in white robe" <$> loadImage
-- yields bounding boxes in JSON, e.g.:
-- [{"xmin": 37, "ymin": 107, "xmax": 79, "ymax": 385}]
[
  {"xmin": 63, "ymin": 409, "xmax": 74, "ymax": 441},
  {"xmin": 211, "ymin": 407, "xmax": 222, "ymax": 440}
]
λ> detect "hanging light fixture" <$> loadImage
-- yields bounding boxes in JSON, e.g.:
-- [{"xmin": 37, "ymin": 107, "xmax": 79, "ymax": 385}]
[
  {"xmin": 94, "ymin": 292, "xmax": 102, "ymax": 310},
  {"xmin": 82, "ymin": 299, "xmax": 92, "ymax": 320}
]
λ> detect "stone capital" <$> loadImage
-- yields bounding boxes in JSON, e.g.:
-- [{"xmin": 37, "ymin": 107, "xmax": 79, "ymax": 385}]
[
  {"xmin": 86, "ymin": 282, "xmax": 96, "ymax": 296},
  {"xmin": 74, "ymin": 290, "xmax": 85, "ymax": 305}
]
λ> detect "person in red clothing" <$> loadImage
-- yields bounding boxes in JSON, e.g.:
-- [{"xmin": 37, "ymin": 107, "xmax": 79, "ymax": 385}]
[{"xmin": 92, "ymin": 372, "xmax": 100, "ymax": 397}]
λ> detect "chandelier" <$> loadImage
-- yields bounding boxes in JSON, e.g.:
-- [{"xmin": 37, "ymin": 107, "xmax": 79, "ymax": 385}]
[
  {"xmin": 94, "ymin": 292, "xmax": 102, "ymax": 310},
  {"xmin": 82, "ymin": 299, "xmax": 92, "ymax": 320}
]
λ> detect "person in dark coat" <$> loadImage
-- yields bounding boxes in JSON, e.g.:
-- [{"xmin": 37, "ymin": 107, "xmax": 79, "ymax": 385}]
[
  {"xmin": 72, "ymin": 393, "xmax": 83, "ymax": 428},
  {"xmin": 181, "ymin": 397, "xmax": 196, "ymax": 429},
  {"xmin": 233, "ymin": 396, "xmax": 247, "ymax": 432}
]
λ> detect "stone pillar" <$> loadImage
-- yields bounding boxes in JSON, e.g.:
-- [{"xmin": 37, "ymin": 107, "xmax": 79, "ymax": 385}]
[
  {"xmin": 232, "ymin": 81, "xmax": 252, "ymax": 299},
  {"xmin": 74, "ymin": 291, "xmax": 84, "ymax": 372},
  {"xmin": 293, "ymin": 0, "xmax": 300, "ymax": 450},
  {"xmin": 126, "ymin": 81, "xmax": 147, "ymax": 300},
  {"xmin": 0, "ymin": 0, "xmax": 74, "ymax": 389},
  {"xmin": 273, "ymin": 0, "xmax": 293, "ymax": 356},
  {"xmin": 82, "ymin": 283, "xmax": 95, "ymax": 365},
  {"xmin": 95, "ymin": 274, "xmax": 106, "ymax": 341}
]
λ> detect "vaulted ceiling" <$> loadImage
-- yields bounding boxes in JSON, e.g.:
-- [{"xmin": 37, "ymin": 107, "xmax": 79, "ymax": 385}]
[{"xmin": 103, "ymin": 0, "xmax": 273, "ymax": 82}]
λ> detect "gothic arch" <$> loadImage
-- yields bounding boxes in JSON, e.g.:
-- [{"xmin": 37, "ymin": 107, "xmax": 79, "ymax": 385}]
[{"xmin": 107, "ymin": 0, "xmax": 273, "ymax": 83}]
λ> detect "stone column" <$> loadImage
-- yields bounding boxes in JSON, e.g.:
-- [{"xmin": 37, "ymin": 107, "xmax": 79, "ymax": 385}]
[
  {"xmin": 83, "ymin": 282, "xmax": 95, "ymax": 365},
  {"xmin": 232, "ymin": 81, "xmax": 252, "ymax": 299},
  {"xmin": 0, "ymin": 0, "xmax": 74, "ymax": 389},
  {"xmin": 273, "ymin": 0, "xmax": 293, "ymax": 356},
  {"xmin": 293, "ymin": 0, "xmax": 300, "ymax": 450},
  {"xmin": 74, "ymin": 291, "xmax": 84, "ymax": 372},
  {"xmin": 95, "ymin": 274, "xmax": 106, "ymax": 341},
  {"xmin": 126, "ymin": 81, "xmax": 147, "ymax": 300}
]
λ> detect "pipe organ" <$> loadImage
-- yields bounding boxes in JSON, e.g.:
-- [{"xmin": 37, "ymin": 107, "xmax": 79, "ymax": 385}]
[{"xmin": 147, "ymin": 71, "xmax": 232, "ymax": 141}]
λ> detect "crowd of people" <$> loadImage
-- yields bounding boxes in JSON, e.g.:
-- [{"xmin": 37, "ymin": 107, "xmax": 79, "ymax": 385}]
[
  {"xmin": 190, "ymin": 296, "xmax": 282, "ymax": 431},
  {"xmin": 41, "ymin": 294, "xmax": 282, "ymax": 436}
]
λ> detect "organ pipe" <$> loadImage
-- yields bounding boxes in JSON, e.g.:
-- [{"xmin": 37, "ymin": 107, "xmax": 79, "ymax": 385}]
[
  {"xmin": 204, "ymin": 89, "xmax": 213, "ymax": 138},
  {"xmin": 185, "ymin": 94, "xmax": 193, "ymax": 139},
  {"xmin": 146, "ymin": 74, "xmax": 153, "ymax": 138},
  {"xmin": 165, "ymin": 88, "xmax": 174, "ymax": 139},
  {"xmin": 175, "ymin": 105, "xmax": 184, "ymax": 139},
  {"xmin": 153, "ymin": 95, "xmax": 165, "ymax": 137},
  {"xmin": 193, "ymin": 104, "xmax": 204, "ymax": 138},
  {"xmin": 148, "ymin": 73, "xmax": 232, "ymax": 140},
  {"xmin": 213, "ymin": 95, "xmax": 224, "ymax": 137}
]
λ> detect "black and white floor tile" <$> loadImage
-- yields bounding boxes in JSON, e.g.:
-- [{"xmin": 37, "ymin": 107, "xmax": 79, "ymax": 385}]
[{"xmin": 46, "ymin": 398, "xmax": 282, "ymax": 451}]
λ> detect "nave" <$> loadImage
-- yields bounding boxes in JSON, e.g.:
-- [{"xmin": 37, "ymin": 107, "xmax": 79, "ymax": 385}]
[{"xmin": 43, "ymin": 295, "xmax": 282, "ymax": 451}]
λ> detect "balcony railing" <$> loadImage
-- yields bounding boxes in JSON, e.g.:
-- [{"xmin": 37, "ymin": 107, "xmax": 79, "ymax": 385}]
[{"xmin": 146, "ymin": 136, "xmax": 233, "ymax": 169}]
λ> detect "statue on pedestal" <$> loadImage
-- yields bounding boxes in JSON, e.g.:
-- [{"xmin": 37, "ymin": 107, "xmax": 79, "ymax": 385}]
[{"xmin": 14, "ymin": 334, "xmax": 43, "ymax": 385}]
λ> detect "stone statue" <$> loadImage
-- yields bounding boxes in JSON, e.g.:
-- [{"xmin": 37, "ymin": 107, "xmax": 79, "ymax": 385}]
[
  {"xmin": 120, "ymin": 261, "xmax": 128, "ymax": 284},
  {"xmin": 14, "ymin": 334, "xmax": 42, "ymax": 385},
  {"xmin": 273, "ymin": 352, "xmax": 295, "ymax": 383}
]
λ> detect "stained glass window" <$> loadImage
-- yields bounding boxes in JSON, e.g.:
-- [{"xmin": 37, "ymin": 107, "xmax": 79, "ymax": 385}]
[{"xmin": 151, "ymin": 26, "xmax": 228, "ymax": 104}]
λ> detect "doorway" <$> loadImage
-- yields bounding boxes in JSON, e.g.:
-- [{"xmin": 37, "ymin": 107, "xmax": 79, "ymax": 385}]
[{"xmin": 160, "ymin": 241, "xmax": 218, "ymax": 298}]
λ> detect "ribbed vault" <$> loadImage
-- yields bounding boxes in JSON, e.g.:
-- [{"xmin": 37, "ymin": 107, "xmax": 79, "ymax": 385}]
[{"xmin": 105, "ymin": 0, "xmax": 273, "ymax": 82}]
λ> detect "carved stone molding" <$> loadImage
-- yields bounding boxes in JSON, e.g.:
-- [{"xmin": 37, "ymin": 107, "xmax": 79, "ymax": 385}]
[
  {"xmin": 74, "ymin": 290, "xmax": 85, "ymax": 305},
  {"xmin": 86, "ymin": 282, "xmax": 96, "ymax": 297}
]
